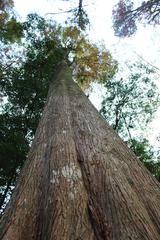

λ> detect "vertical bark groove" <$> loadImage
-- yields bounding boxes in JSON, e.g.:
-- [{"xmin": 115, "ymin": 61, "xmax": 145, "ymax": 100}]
[{"xmin": 0, "ymin": 62, "xmax": 160, "ymax": 239}]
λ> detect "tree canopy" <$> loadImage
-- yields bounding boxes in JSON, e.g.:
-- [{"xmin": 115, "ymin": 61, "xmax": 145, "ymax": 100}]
[
  {"xmin": 0, "ymin": 0, "xmax": 23, "ymax": 42},
  {"xmin": 100, "ymin": 62, "xmax": 160, "ymax": 181},
  {"xmin": 112, "ymin": 0, "xmax": 160, "ymax": 37}
]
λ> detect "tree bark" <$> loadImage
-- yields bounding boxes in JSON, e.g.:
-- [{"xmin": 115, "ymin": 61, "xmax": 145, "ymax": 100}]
[{"xmin": 0, "ymin": 62, "xmax": 160, "ymax": 239}]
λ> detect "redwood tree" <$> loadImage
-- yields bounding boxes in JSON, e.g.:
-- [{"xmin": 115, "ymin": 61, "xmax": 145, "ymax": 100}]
[{"xmin": 0, "ymin": 62, "xmax": 160, "ymax": 239}]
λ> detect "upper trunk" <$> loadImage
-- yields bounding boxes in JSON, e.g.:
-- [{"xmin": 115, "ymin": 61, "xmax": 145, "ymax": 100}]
[{"xmin": 0, "ymin": 62, "xmax": 160, "ymax": 240}]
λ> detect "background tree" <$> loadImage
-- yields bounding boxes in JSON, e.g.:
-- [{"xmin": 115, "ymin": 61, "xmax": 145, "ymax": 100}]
[
  {"xmin": 0, "ymin": 0, "xmax": 24, "ymax": 212},
  {"xmin": 0, "ymin": 0, "xmax": 23, "ymax": 43},
  {"xmin": 130, "ymin": 138, "xmax": 160, "ymax": 181},
  {"xmin": 46, "ymin": 0, "xmax": 89, "ymax": 30},
  {"xmin": 100, "ymin": 62, "xmax": 160, "ymax": 181},
  {"xmin": 112, "ymin": 0, "xmax": 160, "ymax": 37}
]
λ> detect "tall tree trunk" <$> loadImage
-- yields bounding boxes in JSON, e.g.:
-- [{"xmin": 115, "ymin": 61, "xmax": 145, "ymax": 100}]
[{"xmin": 0, "ymin": 62, "xmax": 160, "ymax": 240}]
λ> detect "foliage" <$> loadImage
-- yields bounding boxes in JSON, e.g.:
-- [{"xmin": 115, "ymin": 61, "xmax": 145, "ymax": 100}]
[
  {"xmin": 0, "ymin": 0, "xmax": 23, "ymax": 43},
  {"xmin": 70, "ymin": 0, "xmax": 89, "ymax": 30},
  {"xmin": 100, "ymin": 62, "xmax": 160, "ymax": 181},
  {"xmin": 50, "ymin": 0, "xmax": 89, "ymax": 30},
  {"xmin": 130, "ymin": 138, "xmax": 160, "ymax": 182},
  {"xmin": 100, "ymin": 63, "xmax": 160, "ymax": 138},
  {"xmin": 0, "ymin": 109, "xmax": 29, "ymax": 212},
  {"xmin": 112, "ymin": 0, "xmax": 160, "ymax": 37},
  {"xmin": 63, "ymin": 26, "xmax": 117, "ymax": 89},
  {"xmin": 0, "ymin": 0, "xmax": 24, "ymax": 213}
]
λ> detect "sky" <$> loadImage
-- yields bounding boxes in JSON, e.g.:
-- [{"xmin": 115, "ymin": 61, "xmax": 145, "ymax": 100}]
[
  {"xmin": 13, "ymin": 0, "xmax": 160, "ymax": 146},
  {"xmin": 13, "ymin": 0, "xmax": 160, "ymax": 67}
]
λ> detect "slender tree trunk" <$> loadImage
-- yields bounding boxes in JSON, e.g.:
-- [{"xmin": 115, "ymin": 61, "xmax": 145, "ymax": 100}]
[
  {"xmin": 0, "ymin": 167, "xmax": 17, "ymax": 212},
  {"xmin": 0, "ymin": 62, "xmax": 160, "ymax": 240},
  {"xmin": 0, "ymin": 177, "xmax": 12, "ymax": 212}
]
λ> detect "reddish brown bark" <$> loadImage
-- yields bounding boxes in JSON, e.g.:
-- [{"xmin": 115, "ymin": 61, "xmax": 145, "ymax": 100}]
[{"xmin": 0, "ymin": 62, "xmax": 160, "ymax": 239}]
